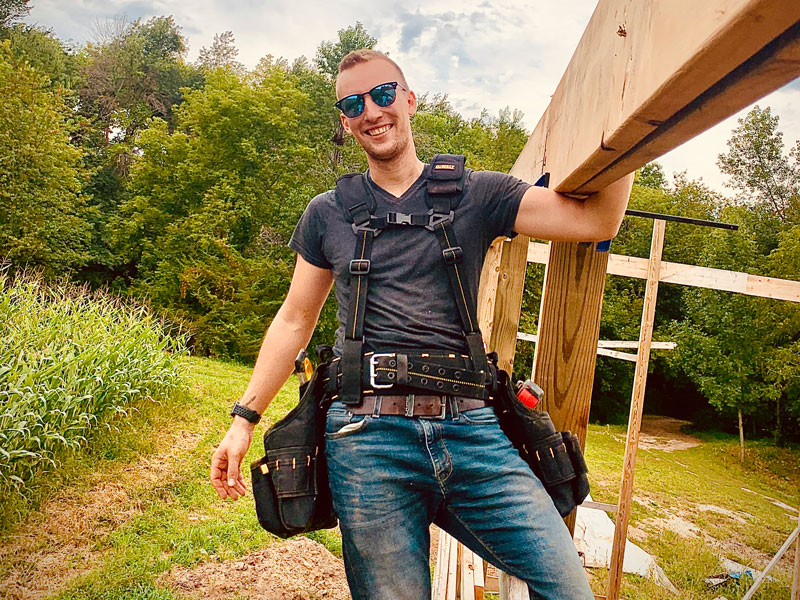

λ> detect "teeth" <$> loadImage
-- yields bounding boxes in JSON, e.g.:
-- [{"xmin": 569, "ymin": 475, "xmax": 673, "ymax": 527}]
[{"xmin": 368, "ymin": 124, "xmax": 391, "ymax": 136}]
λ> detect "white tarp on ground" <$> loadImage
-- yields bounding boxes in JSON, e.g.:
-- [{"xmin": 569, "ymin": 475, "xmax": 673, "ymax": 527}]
[{"xmin": 574, "ymin": 495, "xmax": 679, "ymax": 594}]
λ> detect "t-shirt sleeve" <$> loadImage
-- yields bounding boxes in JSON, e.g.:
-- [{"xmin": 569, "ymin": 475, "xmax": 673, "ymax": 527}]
[
  {"xmin": 288, "ymin": 194, "xmax": 333, "ymax": 269},
  {"xmin": 474, "ymin": 171, "xmax": 531, "ymax": 240}
]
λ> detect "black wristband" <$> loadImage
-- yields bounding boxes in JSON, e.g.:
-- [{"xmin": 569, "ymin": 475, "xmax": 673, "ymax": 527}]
[{"xmin": 231, "ymin": 402, "xmax": 261, "ymax": 424}]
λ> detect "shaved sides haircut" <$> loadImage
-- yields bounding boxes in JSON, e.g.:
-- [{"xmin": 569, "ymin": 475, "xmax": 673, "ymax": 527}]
[{"xmin": 337, "ymin": 49, "xmax": 409, "ymax": 89}]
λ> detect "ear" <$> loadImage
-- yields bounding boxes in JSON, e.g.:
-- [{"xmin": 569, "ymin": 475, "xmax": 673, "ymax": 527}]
[
  {"xmin": 407, "ymin": 89, "xmax": 418, "ymax": 118},
  {"xmin": 340, "ymin": 112, "xmax": 352, "ymax": 134}
]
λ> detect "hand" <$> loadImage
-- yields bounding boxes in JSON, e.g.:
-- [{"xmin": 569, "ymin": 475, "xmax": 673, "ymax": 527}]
[{"xmin": 210, "ymin": 418, "xmax": 254, "ymax": 500}]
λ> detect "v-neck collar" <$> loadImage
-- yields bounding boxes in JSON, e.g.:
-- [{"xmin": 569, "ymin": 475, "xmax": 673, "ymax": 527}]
[{"xmin": 366, "ymin": 165, "xmax": 429, "ymax": 205}]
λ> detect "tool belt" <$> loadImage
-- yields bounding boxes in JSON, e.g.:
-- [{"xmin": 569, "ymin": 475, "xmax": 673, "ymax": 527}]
[
  {"xmin": 349, "ymin": 394, "xmax": 490, "ymax": 417},
  {"xmin": 322, "ymin": 351, "xmax": 491, "ymax": 400},
  {"xmin": 250, "ymin": 155, "xmax": 589, "ymax": 538}
]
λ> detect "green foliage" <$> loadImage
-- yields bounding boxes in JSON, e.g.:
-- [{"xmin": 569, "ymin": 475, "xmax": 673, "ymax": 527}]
[
  {"xmin": 413, "ymin": 95, "xmax": 528, "ymax": 171},
  {"xmin": 314, "ymin": 22, "xmax": 377, "ymax": 79},
  {"xmin": 718, "ymin": 105, "xmax": 800, "ymax": 225},
  {"xmin": 0, "ymin": 0, "xmax": 29, "ymax": 28},
  {"xmin": 117, "ymin": 66, "xmax": 321, "ymax": 358},
  {"xmin": 0, "ymin": 41, "xmax": 91, "ymax": 276},
  {"xmin": 0, "ymin": 272, "xmax": 186, "ymax": 510}
]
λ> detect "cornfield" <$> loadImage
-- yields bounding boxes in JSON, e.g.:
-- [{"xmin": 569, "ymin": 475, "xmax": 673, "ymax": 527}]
[{"xmin": 0, "ymin": 272, "xmax": 187, "ymax": 501}]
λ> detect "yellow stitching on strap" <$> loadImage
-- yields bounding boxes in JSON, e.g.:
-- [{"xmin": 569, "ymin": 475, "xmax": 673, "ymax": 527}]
[{"xmin": 441, "ymin": 224, "xmax": 474, "ymax": 330}]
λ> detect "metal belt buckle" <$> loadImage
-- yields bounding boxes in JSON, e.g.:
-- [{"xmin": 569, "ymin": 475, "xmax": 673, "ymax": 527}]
[
  {"xmin": 369, "ymin": 353, "xmax": 395, "ymax": 389},
  {"xmin": 420, "ymin": 396, "xmax": 448, "ymax": 420}
]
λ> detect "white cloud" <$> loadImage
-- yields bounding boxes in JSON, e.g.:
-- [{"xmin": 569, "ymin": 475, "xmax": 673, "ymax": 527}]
[{"xmin": 25, "ymin": 0, "xmax": 800, "ymax": 197}]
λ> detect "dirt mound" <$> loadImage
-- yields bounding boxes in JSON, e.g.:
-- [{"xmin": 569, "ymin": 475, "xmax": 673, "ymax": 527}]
[
  {"xmin": 638, "ymin": 415, "xmax": 701, "ymax": 451},
  {"xmin": 160, "ymin": 537, "xmax": 350, "ymax": 600}
]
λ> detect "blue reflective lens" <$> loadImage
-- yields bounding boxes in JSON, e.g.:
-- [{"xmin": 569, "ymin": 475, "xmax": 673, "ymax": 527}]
[{"xmin": 336, "ymin": 82, "xmax": 399, "ymax": 118}]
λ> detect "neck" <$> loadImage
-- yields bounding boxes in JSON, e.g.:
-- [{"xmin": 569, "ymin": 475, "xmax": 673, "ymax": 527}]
[{"xmin": 366, "ymin": 147, "xmax": 425, "ymax": 197}]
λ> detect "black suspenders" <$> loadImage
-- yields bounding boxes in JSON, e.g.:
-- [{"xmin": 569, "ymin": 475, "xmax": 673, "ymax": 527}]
[{"xmin": 335, "ymin": 154, "xmax": 489, "ymax": 405}]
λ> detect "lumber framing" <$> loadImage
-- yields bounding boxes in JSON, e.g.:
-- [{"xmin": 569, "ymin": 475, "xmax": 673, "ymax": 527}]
[
  {"xmin": 607, "ymin": 219, "xmax": 665, "ymax": 598},
  {"xmin": 527, "ymin": 241, "xmax": 800, "ymax": 302},
  {"xmin": 469, "ymin": 0, "xmax": 800, "ymax": 597}
]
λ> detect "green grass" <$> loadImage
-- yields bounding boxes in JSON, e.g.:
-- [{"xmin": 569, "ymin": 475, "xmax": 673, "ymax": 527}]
[{"xmin": 1, "ymin": 356, "xmax": 797, "ymax": 600}]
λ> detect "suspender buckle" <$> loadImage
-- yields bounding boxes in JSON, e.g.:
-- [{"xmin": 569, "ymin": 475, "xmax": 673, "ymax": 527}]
[
  {"xmin": 425, "ymin": 210, "xmax": 454, "ymax": 231},
  {"xmin": 369, "ymin": 353, "xmax": 395, "ymax": 389},
  {"xmin": 387, "ymin": 212, "xmax": 414, "ymax": 226},
  {"xmin": 442, "ymin": 246, "xmax": 463, "ymax": 264},
  {"xmin": 349, "ymin": 259, "xmax": 371, "ymax": 275}
]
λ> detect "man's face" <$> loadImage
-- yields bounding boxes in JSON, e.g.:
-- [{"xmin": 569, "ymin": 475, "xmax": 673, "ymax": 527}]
[{"xmin": 336, "ymin": 59, "xmax": 417, "ymax": 163}]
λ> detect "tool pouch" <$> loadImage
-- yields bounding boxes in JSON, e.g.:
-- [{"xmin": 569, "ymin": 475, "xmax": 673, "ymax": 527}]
[
  {"xmin": 493, "ymin": 369, "xmax": 590, "ymax": 517},
  {"xmin": 250, "ymin": 363, "xmax": 337, "ymax": 538}
]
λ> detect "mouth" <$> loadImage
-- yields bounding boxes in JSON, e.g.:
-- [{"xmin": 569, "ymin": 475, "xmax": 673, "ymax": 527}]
[{"xmin": 365, "ymin": 124, "xmax": 392, "ymax": 137}]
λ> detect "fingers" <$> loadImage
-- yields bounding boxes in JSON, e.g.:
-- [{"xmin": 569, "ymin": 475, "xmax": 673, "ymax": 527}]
[{"xmin": 210, "ymin": 446, "xmax": 247, "ymax": 500}]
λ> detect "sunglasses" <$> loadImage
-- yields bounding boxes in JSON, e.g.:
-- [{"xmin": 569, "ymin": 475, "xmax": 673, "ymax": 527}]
[{"xmin": 335, "ymin": 82, "xmax": 405, "ymax": 118}]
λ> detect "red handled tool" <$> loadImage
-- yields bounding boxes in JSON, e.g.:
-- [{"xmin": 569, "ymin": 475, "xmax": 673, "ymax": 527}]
[{"xmin": 516, "ymin": 379, "xmax": 544, "ymax": 409}]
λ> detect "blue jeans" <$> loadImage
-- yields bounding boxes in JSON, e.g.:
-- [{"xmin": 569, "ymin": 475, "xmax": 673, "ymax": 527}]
[{"xmin": 324, "ymin": 398, "xmax": 593, "ymax": 600}]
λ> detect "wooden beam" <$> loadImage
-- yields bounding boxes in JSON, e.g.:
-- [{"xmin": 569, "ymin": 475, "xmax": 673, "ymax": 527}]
[
  {"xmin": 528, "ymin": 241, "xmax": 800, "ymax": 302},
  {"xmin": 517, "ymin": 332, "xmax": 676, "ymax": 350},
  {"xmin": 499, "ymin": 572, "xmax": 529, "ymax": 600},
  {"xmin": 597, "ymin": 348, "xmax": 638, "ymax": 362},
  {"xmin": 742, "ymin": 526, "xmax": 800, "ymax": 600},
  {"xmin": 511, "ymin": 0, "xmax": 800, "ymax": 195},
  {"xmin": 607, "ymin": 220, "xmax": 666, "ymax": 600}
]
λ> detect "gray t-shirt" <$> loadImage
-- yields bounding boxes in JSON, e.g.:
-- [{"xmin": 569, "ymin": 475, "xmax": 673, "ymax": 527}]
[{"xmin": 289, "ymin": 165, "xmax": 530, "ymax": 355}]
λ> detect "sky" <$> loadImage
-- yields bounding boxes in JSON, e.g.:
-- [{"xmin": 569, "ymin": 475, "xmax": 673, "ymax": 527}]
[{"xmin": 24, "ymin": 0, "xmax": 800, "ymax": 196}]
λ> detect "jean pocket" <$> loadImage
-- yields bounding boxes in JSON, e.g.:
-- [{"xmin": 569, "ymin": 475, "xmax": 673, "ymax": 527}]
[
  {"xmin": 325, "ymin": 405, "xmax": 369, "ymax": 439},
  {"xmin": 459, "ymin": 406, "xmax": 499, "ymax": 424}
]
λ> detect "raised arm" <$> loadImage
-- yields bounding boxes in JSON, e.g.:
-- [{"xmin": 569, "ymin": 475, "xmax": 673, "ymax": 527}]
[
  {"xmin": 513, "ymin": 174, "xmax": 634, "ymax": 242},
  {"xmin": 210, "ymin": 255, "xmax": 333, "ymax": 500}
]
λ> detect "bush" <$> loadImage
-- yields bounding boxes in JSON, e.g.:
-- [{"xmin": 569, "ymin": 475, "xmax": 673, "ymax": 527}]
[{"xmin": 0, "ymin": 271, "xmax": 187, "ymax": 503}]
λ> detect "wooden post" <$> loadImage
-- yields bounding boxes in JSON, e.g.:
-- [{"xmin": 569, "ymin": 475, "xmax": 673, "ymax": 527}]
[
  {"xmin": 498, "ymin": 571, "xmax": 529, "ymax": 600},
  {"xmin": 534, "ymin": 240, "xmax": 612, "ymax": 534},
  {"xmin": 606, "ymin": 219, "xmax": 665, "ymax": 600},
  {"xmin": 792, "ymin": 508, "xmax": 800, "ymax": 600},
  {"xmin": 739, "ymin": 409, "xmax": 745, "ymax": 462}
]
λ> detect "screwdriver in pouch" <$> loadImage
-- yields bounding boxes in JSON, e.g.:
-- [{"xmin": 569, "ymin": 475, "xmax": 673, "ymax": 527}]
[{"xmin": 294, "ymin": 348, "xmax": 314, "ymax": 385}]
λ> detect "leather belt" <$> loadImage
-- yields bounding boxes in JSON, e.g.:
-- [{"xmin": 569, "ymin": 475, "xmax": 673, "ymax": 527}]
[{"xmin": 348, "ymin": 394, "xmax": 491, "ymax": 417}]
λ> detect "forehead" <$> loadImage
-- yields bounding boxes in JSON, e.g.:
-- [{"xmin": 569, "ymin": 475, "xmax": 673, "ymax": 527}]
[{"xmin": 336, "ymin": 59, "xmax": 403, "ymax": 99}]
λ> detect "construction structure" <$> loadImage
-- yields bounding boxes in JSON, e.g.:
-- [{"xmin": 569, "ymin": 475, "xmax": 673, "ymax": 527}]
[{"xmin": 431, "ymin": 0, "xmax": 800, "ymax": 598}]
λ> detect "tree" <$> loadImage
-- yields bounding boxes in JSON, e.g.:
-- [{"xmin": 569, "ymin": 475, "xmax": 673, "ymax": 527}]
[
  {"xmin": 718, "ymin": 105, "xmax": 800, "ymax": 224},
  {"xmin": 197, "ymin": 31, "xmax": 244, "ymax": 73},
  {"xmin": 0, "ymin": 0, "xmax": 29, "ymax": 29},
  {"xmin": 314, "ymin": 22, "xmax": 377, "ymax": 79},
  {"xmin": 116, "ymin": 66, "xmax": 322, "ymax": 357},
  {"xmin": 0, "ymin": 41, "xmax": 90, "ymax": 276}
]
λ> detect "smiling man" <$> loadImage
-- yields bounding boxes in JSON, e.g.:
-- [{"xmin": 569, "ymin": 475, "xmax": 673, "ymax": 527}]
[{"xmin": 211, "ymin": 49, "xmax": 632, "ymax": 600}]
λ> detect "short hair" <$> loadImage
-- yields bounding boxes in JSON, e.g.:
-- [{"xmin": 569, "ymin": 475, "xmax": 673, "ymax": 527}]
[{"xmin": 337, "ymin": 49, "xmax": 409, "ymax": 89}]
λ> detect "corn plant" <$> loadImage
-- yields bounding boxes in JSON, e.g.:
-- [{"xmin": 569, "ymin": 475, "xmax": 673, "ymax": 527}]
[{"xmin": 0, "ymin": 272, "xmax": 187, "ymax": 501}]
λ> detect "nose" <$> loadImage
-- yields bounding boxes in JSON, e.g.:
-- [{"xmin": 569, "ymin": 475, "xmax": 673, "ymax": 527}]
[{"xmin": 360, "ymin": 93, "xmax": 384, "ymax": 120}]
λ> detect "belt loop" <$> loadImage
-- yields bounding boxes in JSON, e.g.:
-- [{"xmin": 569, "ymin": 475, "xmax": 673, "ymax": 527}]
[
  {"xmin": 372, "ymin": 395, "xmax": 382, "ymax": 418},
  {"xmin": 404, "ymin": 394, "xmax": 415, "ymax": 417},
  {"xmin": 449, "ymin": 395, "xmax": 459, "ymax": 419}
]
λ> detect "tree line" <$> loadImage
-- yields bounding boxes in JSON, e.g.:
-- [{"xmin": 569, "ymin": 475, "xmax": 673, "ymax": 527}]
[{"xmin": 1, "ymin": 4, "xmax": 798, "ymax": 442}]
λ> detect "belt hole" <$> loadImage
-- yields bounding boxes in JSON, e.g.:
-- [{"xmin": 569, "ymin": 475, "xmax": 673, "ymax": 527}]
[
  {"xmin": 436, "ymin": 381, "xmax": 444, "ymax": 389},
  {"xmin": 408, "ymin": 362, "xmax": 414, "ymax": 369},
  {"xmin": 387, "ymin": 372, "xmax": 395, "ymax": 380},
  {"xmin": 389, "ymin": 359, "xmax": 396, "ymax": 367},
  {"xmin": 420, "ymin": 378, "xmax": 428, "ymax": 385},
  {"xmin": 422, "ymin": 365, "xmax": 430, "ymax": 373},
  {"xmin": 453, "ymin": 384, "xmax": 460, "ymax": 392},
  {"xmin": 438, "ymin": 368, "xmax": 446, "ymax": 375},
  {"xmin": 454, "ymin": 371, "xmax": 462, "ymax": 380}
]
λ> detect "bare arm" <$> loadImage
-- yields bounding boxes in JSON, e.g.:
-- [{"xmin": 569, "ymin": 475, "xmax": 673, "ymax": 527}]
[
  {"xmin": 513, "ymin": 174, "xmax": 634, "ymax": 242},
  {"xmin": 210, "ymin": 255, "xmax": 333, "ymax": 500}
]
